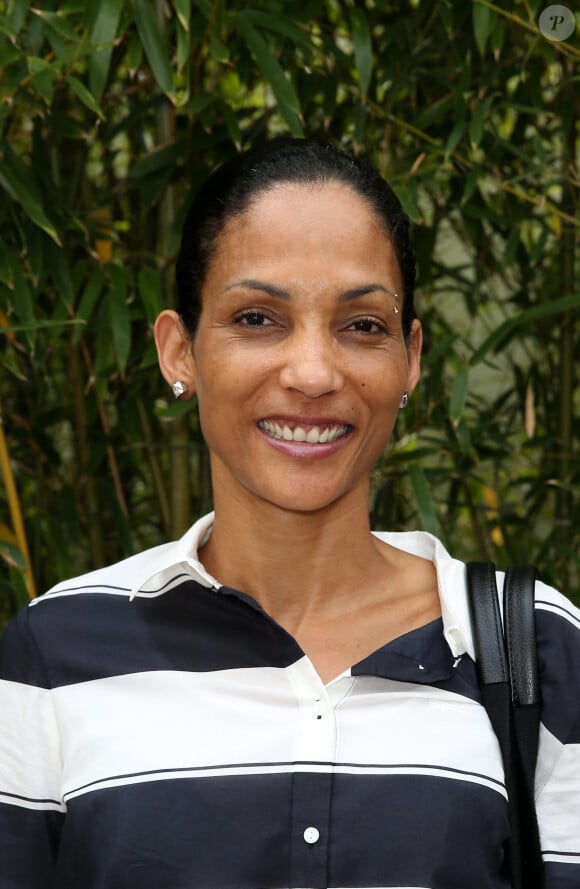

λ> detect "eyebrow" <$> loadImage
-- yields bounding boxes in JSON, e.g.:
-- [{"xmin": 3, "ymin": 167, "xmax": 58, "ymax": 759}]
[{"xmin": 225, "ymin": 279, "xmax": 400, "ymax": 303}]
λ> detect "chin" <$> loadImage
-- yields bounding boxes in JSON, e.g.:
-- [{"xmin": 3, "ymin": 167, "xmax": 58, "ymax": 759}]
[{"xmin": 251, "ymin": 481, "xmax": 360, "ymax": 516}]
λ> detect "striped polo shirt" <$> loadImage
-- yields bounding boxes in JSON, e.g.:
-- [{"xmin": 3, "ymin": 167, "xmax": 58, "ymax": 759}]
[{"xmin": 1, "ymin": 512, "xmax": 579, "ymax": 888}]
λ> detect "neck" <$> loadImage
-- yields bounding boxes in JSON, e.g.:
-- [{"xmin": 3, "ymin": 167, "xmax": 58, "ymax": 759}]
[{"xmin": 199, "ymin": 478, "xmax": 387, "ymax": 627}]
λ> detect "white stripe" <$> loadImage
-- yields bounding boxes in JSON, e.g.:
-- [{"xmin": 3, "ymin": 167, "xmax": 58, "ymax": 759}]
[
  {"xmin": 0, "ymin": 680, "xmax": 63, "ymax": 807},
  {"xmin": 536, "ymin": 740, "xmax": 580, "ymax": 855},
  {"xmin": 50, "ymin": 668, "xmax": 506, "ymax": 804},
  {"xmin": 535, "ymin": 600, "xmax": 580, "ymax": 631},
  {"xmin": 535, "ymin": 723, "xmax": 563, "ymax": 797}
]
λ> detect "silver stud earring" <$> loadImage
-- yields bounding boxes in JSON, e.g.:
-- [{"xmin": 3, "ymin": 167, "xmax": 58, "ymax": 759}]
[
  {"xmin": 171, "ymin": 380, "xmax": 187, "ymax": 399},
  {"xmin": 399, "ymin": 390, "xmax": 409, "ymax": 409}
]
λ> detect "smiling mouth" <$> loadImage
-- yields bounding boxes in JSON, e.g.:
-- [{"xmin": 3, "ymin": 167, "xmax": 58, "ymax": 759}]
[{"xmin": 258, "ymin": 419, "xmax": 352, "ymax": 444}]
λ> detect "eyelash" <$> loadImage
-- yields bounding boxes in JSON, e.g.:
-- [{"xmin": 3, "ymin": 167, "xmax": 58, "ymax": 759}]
[
  {"xmin": 233, "ymin": 310, "xmax": 389, "ymax": 336},
  {"xmin": 349, "ymin": 317, "xmax": 388, "ymax": 335},
  {"xmin": 233, "ymin": 310, "xmax": 273, "ymax": 327}
]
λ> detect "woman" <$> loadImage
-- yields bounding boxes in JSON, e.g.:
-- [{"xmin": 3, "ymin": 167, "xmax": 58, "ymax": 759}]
[{"xmin": 1, "ymin": 139, "xmax": 578, "ymax": 888}]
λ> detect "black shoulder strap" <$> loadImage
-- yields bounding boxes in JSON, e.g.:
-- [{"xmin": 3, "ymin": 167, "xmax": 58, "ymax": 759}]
[{"xmin": 466, "ymin": 561, "xmax": 543, "ymax": 889}]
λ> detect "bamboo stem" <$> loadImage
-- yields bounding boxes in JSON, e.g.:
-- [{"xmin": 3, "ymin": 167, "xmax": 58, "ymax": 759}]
[
  {"xmin": 0, "ymin": 412, "xmax": 36, "ymax": 598},
  {"xmin": 555, "ymin": 60, "xmax": 577, "ymax": 573},
  {"xmin": 137, "ymin": 399, "xmax": 171, "ymax": 537},
  {"xmin": 71, "ymin": 347, "xmax": 105, "ymax": 566},
  {"xmin": 155, "ymin": 0, "xmax": 191, "ymax": 538}
]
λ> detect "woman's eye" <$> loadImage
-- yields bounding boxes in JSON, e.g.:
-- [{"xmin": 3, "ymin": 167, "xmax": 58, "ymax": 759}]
[
  {"xmin": 349, "ymin": 318, "xmax": 387, "ymax": 335},
  {"xmin": 234, "ymin": 311, "xmax": 272, "ymax": 327}
]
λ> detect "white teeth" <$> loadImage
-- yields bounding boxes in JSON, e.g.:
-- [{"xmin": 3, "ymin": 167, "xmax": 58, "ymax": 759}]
[{"xmin": 259, "ymin": 420, "xmax": 349, "ymax": 444}]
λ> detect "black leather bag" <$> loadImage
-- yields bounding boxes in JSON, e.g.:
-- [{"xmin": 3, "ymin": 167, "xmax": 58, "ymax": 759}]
[{"xmin": 466, "ymin": 562, "xmax": 544, "ymax": 889}]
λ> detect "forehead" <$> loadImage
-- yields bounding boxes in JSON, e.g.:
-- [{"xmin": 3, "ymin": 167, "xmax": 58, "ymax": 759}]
[
  {"xmin": 237, "ymin": 180, "xmax": 387, "ymax": 237},
  {"xmin": 208, "ymin": 182, "xmax": 399, "ymax": 285}
]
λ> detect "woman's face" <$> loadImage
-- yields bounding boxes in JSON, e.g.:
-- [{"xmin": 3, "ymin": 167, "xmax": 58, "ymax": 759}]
[{"xmin": 169, "ymin": 182, "xmax": 421, "ymax": 515}]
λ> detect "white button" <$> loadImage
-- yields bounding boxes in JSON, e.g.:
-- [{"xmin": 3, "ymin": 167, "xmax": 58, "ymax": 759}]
[{"xmin": 303, "ymin": 826, "xmax": 320, "ymax": 844}]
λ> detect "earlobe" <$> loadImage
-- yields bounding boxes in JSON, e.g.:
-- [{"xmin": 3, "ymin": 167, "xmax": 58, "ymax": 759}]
[{"xmin": 154, "ymin": 310, "xmax": 197, "ymax": 397}]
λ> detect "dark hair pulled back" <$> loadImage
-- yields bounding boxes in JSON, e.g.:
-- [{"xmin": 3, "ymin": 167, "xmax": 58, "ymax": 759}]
[{"xmin": 175, "ymin": 138, "xmax": 416, "ymax": 339}]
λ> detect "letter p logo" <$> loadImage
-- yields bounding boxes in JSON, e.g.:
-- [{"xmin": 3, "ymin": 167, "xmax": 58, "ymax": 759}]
[{"xmin": 538, "ymin": 5, "xmax": 576, "ymax": 41}]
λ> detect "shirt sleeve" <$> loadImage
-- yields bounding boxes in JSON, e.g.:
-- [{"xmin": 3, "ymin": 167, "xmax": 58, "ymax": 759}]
[
  {"xmin": 534, "ymin": 583, "xmax": 580, "ymax": 888},
  {"xmin": 0, "ymin": 605, "xmax": 64, "ymax": 888}
]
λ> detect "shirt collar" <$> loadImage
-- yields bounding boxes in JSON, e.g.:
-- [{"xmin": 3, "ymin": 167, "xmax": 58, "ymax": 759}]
[
  {"xmin": 131, "ymin": 513, "xmax": 474, "ymax": 660},
  {"xmin": 371, "ymin": 529, "xmax": 474, "ymax": 660},
  {"xmin": 129, "ymin": 511, "xmax": 219, "ymax": 600}
]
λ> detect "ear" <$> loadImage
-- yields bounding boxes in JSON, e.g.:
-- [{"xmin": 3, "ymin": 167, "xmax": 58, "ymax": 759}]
[
  {"xmin": 154, "ymin": 310, "xmax": 197, "ymax": 397},
  {"xmin": 406, "ymin": 319, "xmax": 422, "ymax": 395}
]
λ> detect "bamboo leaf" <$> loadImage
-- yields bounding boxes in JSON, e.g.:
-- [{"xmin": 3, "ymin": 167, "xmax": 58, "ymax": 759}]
[
  {"xmin": 128, "ymin": 141, "xmax": 181, "ymax": 179},
  {"xmin": 45, "ymin": 240, "xmax": 74, "ymax": 311},
  {"xmin": 472, "ymin": 2, "xmax": 492, "ymax": 55},
  {"xmin": 67, "ymin": 75, "xmax": 104, "ymax": 118},
  {"xmin": 234, "ymin": 13, "xmax": 303, "ymax": 137},
  {"xmin": 126, "ymin": 29, "xmax": 143, "ymax": 72},
  {"xmin": 0, "ymin": 159, "xmax": 61, "ymax": 245},
  {"xmin": 27, "ymin": 56, "xmax": 56, "ymax": 104},
  {"xmin": 9, "ymin": 254, "xmax": 35, "ymax": 328},
  {"xmin": 408, "ymin": 464, "xmax": 440, "ymax": 536},
  {"xmin": 132, "ymin": 0, "xmax": 174, "ymax": 98},
  {"xmin": 469, "ymin": 103, "xmax": 484, "ymax": 148},
  {"xmin": 0, "ymin": 540, "xmax": 27, "ymax": 572},
  {"xmin": 73, "ymin": 268, "xmax": 105, "ymax": 345},
  {"xmin": 449, "ymin": 369, "xmax": 469, "ymax": 424},
  {"xmin": 172, "ymin": 0, "xmax": 190, "ymax": 32},
  {"xmin": 470, "ymin": 294, "xmax": 580, "ymax": 365},
  {"xmin": 30, "ymin": 8, "xmax": 80, "ymax": 41},
  {"xmin": 108, "ymin": 264, "xmax": 131, "ymax": 374},
  {"xmin": 242, "ymin": 10, "xmax": 313, "ymax": 51},
  {"xmin": 0, "ymin": 320, "xmax": 84, "ymax": 334},
  {"xmin": 445, "ymin": 119, "xmax": 466, "ymax": 155},
  {"xmin": 222, "ymin": 101, "xmax": 242, "ymax": 150},
  {"xmin": 89, "ymin": 0, "xmax": 125, "ymax": 100},
  {"xmin": 138, "ymin": 267, "xmax": 163, "ymax": 323},
  {"xmin": 350, "ymin": 7, "xmax": 373, "ymax": 99}
]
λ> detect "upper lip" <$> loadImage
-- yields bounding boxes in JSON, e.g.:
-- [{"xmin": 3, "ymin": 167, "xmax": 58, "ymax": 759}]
[{"xmin": 259, "ymin": 415, "xmax": 352, "ymax": 427}]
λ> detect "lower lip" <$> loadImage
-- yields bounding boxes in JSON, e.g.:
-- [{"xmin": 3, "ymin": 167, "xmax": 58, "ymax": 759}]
[{"xmin": 258, "ymin": 426, "xmax": 353, "ymax": 459}]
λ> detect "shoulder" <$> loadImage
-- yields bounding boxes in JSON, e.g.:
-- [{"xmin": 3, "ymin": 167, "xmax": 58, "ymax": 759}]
[
  {"xmin": 36, "ymin": 539, "xmax": 182, "ymax": 602},
  {"xmin": 0, "ymin": 540, "xmax": 181, "ymax": 685}
]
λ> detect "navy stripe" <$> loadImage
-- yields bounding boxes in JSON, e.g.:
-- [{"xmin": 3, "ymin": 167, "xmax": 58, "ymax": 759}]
[
  {"xmin": 49, "ymin": 772, "xmax": 509, "ymax": 889},
  {"xmin": 543, "ymin": 860, "xmax": 580, "ymax": 888},
  {"xmin": 535, "ymin": 607, "xmax": 580, "ymax": 742},
  {"xmin": 6, "ymin": 581, "xmax": 304, "ymax": 688},
  {"xmin": 0, "ymin": 608, "xmax": 50, "ymax": 688},
  {"xmin": 0, "ymin": 804, "xmax": 63, "ymax": 888}
]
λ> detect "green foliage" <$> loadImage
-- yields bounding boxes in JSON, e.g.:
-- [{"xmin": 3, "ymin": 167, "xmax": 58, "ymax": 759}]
[{"xmin": 1, "ymin": 0, "xmax": 579, "ymax": 624}]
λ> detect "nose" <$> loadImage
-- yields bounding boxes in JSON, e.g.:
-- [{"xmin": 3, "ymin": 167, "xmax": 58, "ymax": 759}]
[{"xmin": 279, "ymin": 327, "xmax": 344, "ymax": 397}]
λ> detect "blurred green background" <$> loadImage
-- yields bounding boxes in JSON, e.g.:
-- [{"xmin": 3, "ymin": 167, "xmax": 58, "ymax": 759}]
[{"xmin": 1, "ymin": 0, "xmax": 578, "ymax": 624}]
